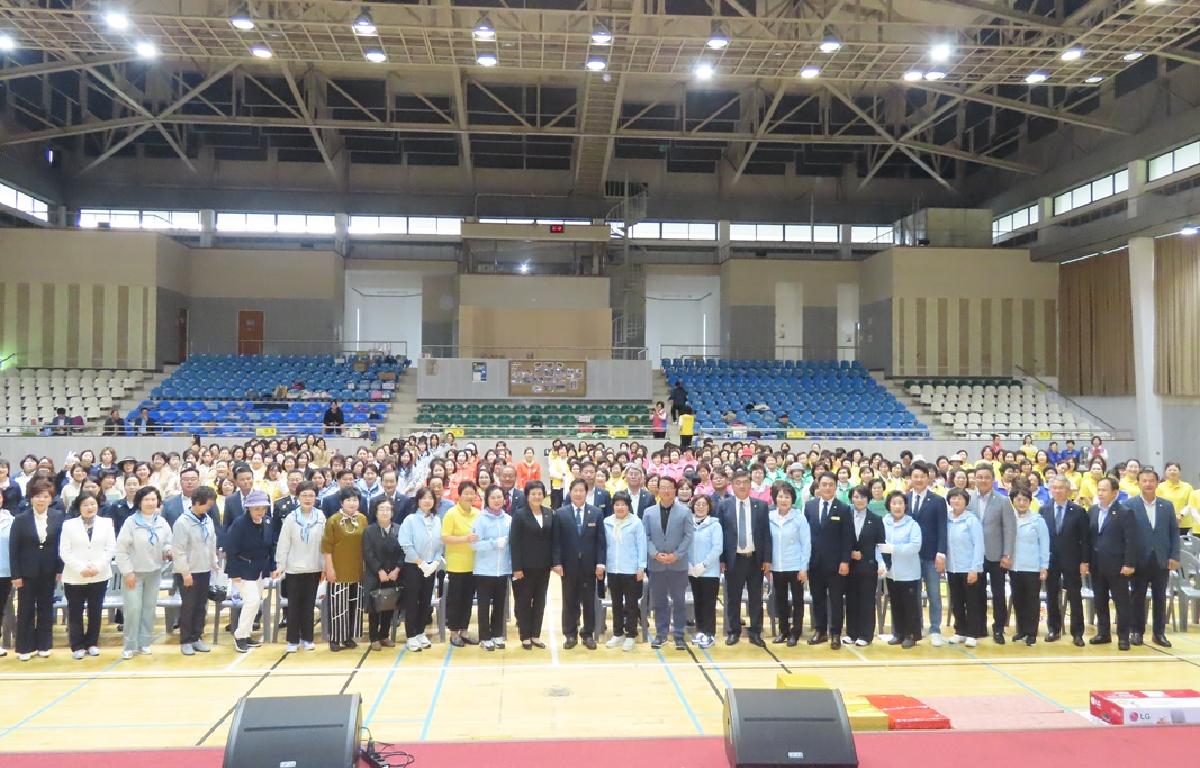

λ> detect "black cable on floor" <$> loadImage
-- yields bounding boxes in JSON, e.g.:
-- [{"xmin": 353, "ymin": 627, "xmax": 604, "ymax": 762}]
[{"xmin": 195, "ymin": 649, "xmax": 288, "ymax": 746}]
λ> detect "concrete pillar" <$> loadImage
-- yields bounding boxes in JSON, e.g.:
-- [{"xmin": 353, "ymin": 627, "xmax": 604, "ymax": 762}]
[
  {"xmin": 836, "ymin": 283, "xmax": 860, "ymax": 362},
  {"xmin": 1127, "ymin": 236, "xmax": 1164, "ymax": 466},
  {"xmin": 199, "ymin": 209, "xmax": 215, "ymax": 247}
]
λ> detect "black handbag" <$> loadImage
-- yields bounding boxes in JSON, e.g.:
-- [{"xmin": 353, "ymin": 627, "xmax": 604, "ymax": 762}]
[{"xmin": 370, "ymin": 586, "xmax": 401, "ymax": 613}]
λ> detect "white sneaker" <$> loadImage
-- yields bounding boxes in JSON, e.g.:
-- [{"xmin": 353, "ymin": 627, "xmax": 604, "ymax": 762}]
[
  {"xmin": 0, "ymin": 647, "xmax": 7, "ymax": 657},
  {"xmin": 841, "ymin": 636, "xmax": 853, "ymax": 645},
  {"xmin": 481, "ymin": 640, "xmax": 495, "ymax": 651},
  {"xmin": 285, "ymin": 643, "xmax": 299, "ymax": 653},
  {"xmin": 87, "ymin": 646, "xmax": 100, "ymax": 656},
  {"xmin": 965, "ymin": 637, "xmax": 977, "ymax": 648},
  {"xmin": 492, "ymin": 637, "xmax": 506, "ymax": 649},
  {"xmin": 623, "ymin": 637, "xmax": 636, "ymax": 652},
  {"xmin": 606, "ymin": 636, "xmax": 623, "ymax": 649},
  {"xmin": 36, "ymin": 650, "xmax": 51, "ymax": 658},
  {"xmin": 418, "ymin": 634, "xmax": 432, "ymax": 649},
  {"xmin": 878, "ymin": 633, "xmax": 894, "ymax": 643},
  {"xmin": 72, "ymin": 650, "xmax": 85, "ymax": 660},
  {"xmin": 138, "ymin": 646, "xmax": 152, "ymax": 655},
  {"xmin": 948, "ymin": 635, "xmax": 965, "ymax": 645},
  {"xmin": 929, "ymin": 633, "xmax": 945, "ymax": 647},
  {"xmin": 855, "ymin": 639, "xmax": 868, "ymax": 647},
  {"xmin": 407, "ymin": 638, "xmax": 423, "ymax": 651},
  {"xmin": 302, "ymin": 641, "xmax": 316, "ymax": 651},
  {"xmin": 121, "ymin": 649, "xmax": 134, "ymax": 660},
  {"xmin": 18, "ymin": 653, "xmax": 32, "ymax": 662}
]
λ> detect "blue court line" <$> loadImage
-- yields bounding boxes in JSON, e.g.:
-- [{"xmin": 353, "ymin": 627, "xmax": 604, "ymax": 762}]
[
  {"xmin": 418, "ymin": 644, "xmax": 454, "ymax": 741},
  {"xmin": 655, "ymin": 648, "xmax": 705, "ymax": 735},
  {"xmin": 364, "ymin": 648, "xmax": 408, "ymax": 727},
  {"xmin": 698, "ymin": 644, "xmax": 733, "ymax": 690},
  {"xmin": 0, "ymin": 656, "xmax": 124, "ymax": 741},
  {"xmin": 952, "ymin": 644, "xmax": 1074, "ymax": 713}
]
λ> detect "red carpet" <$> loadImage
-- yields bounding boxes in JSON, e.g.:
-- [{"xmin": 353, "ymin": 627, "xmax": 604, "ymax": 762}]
[{"xmin": 5, "ymin": 727, "xmax": 1199, "ymax": 767}]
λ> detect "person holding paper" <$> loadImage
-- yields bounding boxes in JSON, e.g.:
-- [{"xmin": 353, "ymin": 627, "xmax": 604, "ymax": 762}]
[
  {"xmin": 398, "ymin": 487, "xmax": 444, "ymax": 651},
  {"xmin": 879, "ymin": 490, "xmax": 923, "ymax": 649},
  {"xmin": 686, "ymin": 494, "xmax": 723, "ymax": 649}
]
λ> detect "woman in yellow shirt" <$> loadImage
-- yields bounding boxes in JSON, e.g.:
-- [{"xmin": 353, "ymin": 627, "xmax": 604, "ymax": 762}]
[
  {"xmin": 442, "ymin": 481, "xmax": 481, "ymax": 647},
  {"xmin": 1157, "ymin": 462, "xmax": 1195, "ymax": 535},
  {"xmin": 1076, "ymin": 459, "xmax": 1106, "ymax": 507},
  {"xmin": 1118, "ymin": 459, "xmax": 1141, "ymax": 499},
  {"xmin": 1018, "ymin": 435, "xmax": 1039, "ymax": 461}
]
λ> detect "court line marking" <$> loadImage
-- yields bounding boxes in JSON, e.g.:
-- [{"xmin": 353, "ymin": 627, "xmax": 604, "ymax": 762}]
[
  {"xmin": 0, "ymin": 656, "xmax": 124, "ymax": 742},
  {"xmin": 195, "ymin": 649, "xmax": 289, "ymax": 746},
  {"xmin": 698, "ymin": 644, "xmax": 733, "ymax": 690},
  {"xmin": 951, "ymin": 643, "xmax": 1076, "ymax": 713},
  {"xmin": 418, "ymin": 644, "xmax": 454, "ymax": 741},
  {"xmin": 655, "ymin": 647, "xmax": 705, "ymax": 735},
  {"xmin": 365, "ymin": 647, "xmax": 409, "ymax": 727}
]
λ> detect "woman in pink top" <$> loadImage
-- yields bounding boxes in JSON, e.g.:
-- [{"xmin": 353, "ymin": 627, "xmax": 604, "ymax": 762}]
[
  {"xmin": 693, "ymin": 463, "xmax": 714, "ymax": 497},
  {"xmin": 748, "ymin": 463, "xmax": 772, "ymax": 503},
  {"xmin": 651, "ymin": 401, "xmax": 667, "ymax": 439}
]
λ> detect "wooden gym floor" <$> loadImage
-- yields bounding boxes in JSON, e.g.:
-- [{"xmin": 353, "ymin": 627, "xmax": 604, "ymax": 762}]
[{"xmin": 3, "ymin": 579, "xmax": 1200, "ymax": 753}]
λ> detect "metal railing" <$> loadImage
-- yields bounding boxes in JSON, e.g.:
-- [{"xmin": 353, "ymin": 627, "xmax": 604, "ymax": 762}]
[
  {"xmin": 420, "ymin": 345, "xmax": 647, "ymax": 361},
  {"xmin": 659, "ymin": 344, "xmax": 859, "ymax": 362},
  {"xmin": 893, "ymin": 364, "xmax": 1016, "ymax": 378},
  {"xmin": 0, "ymin": 421, "xmax": 383, "ymax": 439},
  {"xmin": 1013, "ymin": 365, "xmax": 1133, "ymax": 440},
  {"xmin": 186, "ymin": 340, "xmax": 409, "ymax": 359}
]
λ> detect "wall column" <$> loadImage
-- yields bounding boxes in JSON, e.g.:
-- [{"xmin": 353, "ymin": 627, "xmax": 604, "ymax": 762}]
[
  {"xmin": 836, "ymin": 283, "xmax": 859, "ymax": 362},
  {"xmin": 1127, "ymin": 236, "xmax": 1164, "ymax": 466}
]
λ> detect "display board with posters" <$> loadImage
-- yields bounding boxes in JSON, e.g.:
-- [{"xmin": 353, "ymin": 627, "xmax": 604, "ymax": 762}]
[{"xmin": 508, "ymin": 360, "xmax": 587, "ymax": 398}]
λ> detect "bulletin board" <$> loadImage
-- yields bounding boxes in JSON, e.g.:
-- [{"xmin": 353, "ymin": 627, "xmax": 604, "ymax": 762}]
[{"xmin": 508, "ymin": 360, "xmax": 587, "ymax": 398}]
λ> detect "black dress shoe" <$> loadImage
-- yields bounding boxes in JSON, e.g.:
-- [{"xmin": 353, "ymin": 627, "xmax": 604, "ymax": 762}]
[
  {"xmin": 460, "ymin": 635, "xmax": 478, "ymax": 646},
  {"xmin": 1045, "ymin": 632, "xmax": 1060, "ymax": 643},
  {"xmin": 725, "ymin": 634, "xmax": 740, "ymax": 646},
  {"xmin": 1153, "ymin": 634, "xmax": 1172, "ymax": 648},
  {"xmin": 1130, "ymin": 633, "xmax": 1144, "ymax": 646},
  {"xmin": 772, "ymin": 635, "xmax": 786, "ymax": 644},
  {"xmin": 522, "ymin": 640, "xmax": 533, "ymax": 650},
  {"xmin": 583, "ymin": 637, "xmax": 597, "ymax": 650},
  {"xmin": 1013, "ymin": 634, "xmax": 1026, "ymax": 643},
  {"xmin": 650, "ymin": 637, "xmax": 665, "ymax": 649},
  {"xmin": 343, "ymin": 640, "xmax": 357, "ymax": 649},
  {"xmin": 830, "ymin": 637, "xmax": 842, "ymax": 650},
  {"xmin": 887, "ymin": 636, "xmax": 902, "ymax": 645},
  {"xmin": 1089, "ymin": 635, "xmax": 1112, "ymax": 645},
  {"xmin": 563, "ymin": 637, "xmax": 578, "ymax": 650},
  {"xmin": 807, "ymin": 633, "xmax": 829, "ymax": 645},
  {"xmin": 1073, "ymin": 636, "xmax": 1085, "ymax": 647},
  {"xmin": 530, "ymin": 639, "xmax": 546, "ymax": 649},
  {"xmin": 1118, "ymin": 638, "xmax": 1131, "ymax": 651},
  {"xmin": 1025, "ymin": 637, "xmax": 1036, "ymax": 646},
  {"xmin": 992, "ymin": 632, "xmax": 1006, "ymax": 645},
  {"xmin": 674, "ymin": 638, "xmax": 687, "ymax": 651},
  {"xmin": 900, "ymin": 637, "xmax": 915, "ymax": 649},
  {"xmin": 450, "ymin": 635, "xmax": 465, "ymax": 647},
  {"xmin": 329, "ymin": 642, "xmax": 342, "ymax": 652},
  {"xmin": 786, "ymin": 636, "xmax": 799, "ymax": 647},
  {"xmin": 748, "ymin": 635, "xmax": 765, "ymax": 647}
]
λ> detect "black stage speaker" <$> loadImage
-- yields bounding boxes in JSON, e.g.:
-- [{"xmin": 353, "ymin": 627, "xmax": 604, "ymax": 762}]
[
  {"xmin": 723, "ymin": 688, "xmax": 858, "ymax": 768},
  {"xmin": 223, "ymin": 693, "xmax": 362, "ymax": 768}
]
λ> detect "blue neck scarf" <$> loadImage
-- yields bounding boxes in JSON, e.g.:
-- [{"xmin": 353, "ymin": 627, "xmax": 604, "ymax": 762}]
[
  {"xmin": 295, "ymin": 508, "xmax": 320, "ymax": 543},
  {"xmin": 184, "ymin": 510, "xmax": 210, "ymax": 543},
  {"xmin": 134, "ymin": 513, "xmax": 161, "ymax": 546}
]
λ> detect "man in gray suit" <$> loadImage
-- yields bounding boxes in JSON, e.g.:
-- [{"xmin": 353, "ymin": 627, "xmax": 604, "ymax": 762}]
[
  {"xmin": 967, "ymin": 464, "xmax": 1016, "ymax": 644},
  {"xmin": 645, "ymin": 475, "xmax": 694, "ymax": 650},
  {"xmin": 1126, "ymin": 468, "xmax": 1179, "ymax": 647}
]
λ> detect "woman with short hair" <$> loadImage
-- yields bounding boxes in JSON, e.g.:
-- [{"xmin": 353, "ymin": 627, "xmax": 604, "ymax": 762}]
[
  {"xmin": 322, "ymin": 487, "xmax": 368, "ymax": 652},
  {"xmin": 10, "ymin": 478, "xmax": 65, "ymax": 660},
  {"xmin": 879, "ymin": 491, "xmax": 922, "ymax": 649},
  {"xmin": 362, "ymin": 499, "xmax": 404, "ymax": 651},
  {"xmin": 398, "ymin": 488, "xmax": 444, "ymax": 651},
  {"xmin": 274, "ymin": 480, "xmax": 325, "ymax": 653},
  {"xmin": 509, "ymin": 480, "xmax": 554, "ymax": 650},
  {"xmin": 471, "ymin": 486, "xmax": 513, "ymax": 651},
  {"xmin": 944, "ymin": 487, "xmax": 986, "ymax": 647},
  {"xmin": 442, "ymin": 481, "xmax": 481, "ymax": 646},
  {"xmin": 1009, "ymin": 487, "xmax": 1049, "ymax": 646},
  {"xmin": 60, "ymin": 491, "xmax": 117, "ymax": 659},
  {"xmin": 768, "ymin": 483, "xmax": 809, "ymax": 646},
  {"xmin": 687, "ymin": 493, "xmax": 722, "ymax": 649},
  {"xmin": 115, "ymin": 486, "xmax": 172, "ymax": 659},
  {"xmin": 602, "ymin": 492, "xmax": 646, "ymax": 652}
]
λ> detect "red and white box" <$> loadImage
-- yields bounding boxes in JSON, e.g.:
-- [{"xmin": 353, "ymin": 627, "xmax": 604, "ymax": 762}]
[{"xmin": 1090, "ymin": 689, "xmax": 1200, "ymax": 726}]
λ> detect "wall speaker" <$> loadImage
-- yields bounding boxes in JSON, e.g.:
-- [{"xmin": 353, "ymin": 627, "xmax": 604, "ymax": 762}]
[
  {"xmin": 723, "ymin": 688, "xmax": 858, "ymax": 768},
  {"xmin": 223, "ymin": 693, "xmax": 362, "ymax": 768}
]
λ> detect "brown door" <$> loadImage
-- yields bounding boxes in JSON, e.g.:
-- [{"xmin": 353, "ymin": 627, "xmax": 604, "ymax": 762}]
[
  {"xmin": 237, "ymin": 310, "xmax": 265, "ymax": 355},
  {"xmin": 177, "ymin": 308, "xmax": 189, "ymax": 362}
]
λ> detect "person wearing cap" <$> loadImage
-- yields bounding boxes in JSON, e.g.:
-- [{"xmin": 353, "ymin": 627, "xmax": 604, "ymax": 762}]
[
  {"xmin": 322, "ymin": 487, "xmax": 368, "ymax": 651},
  {"xmin": 223, "ymin": 489, "xmax": 276, "ymax": 653}
]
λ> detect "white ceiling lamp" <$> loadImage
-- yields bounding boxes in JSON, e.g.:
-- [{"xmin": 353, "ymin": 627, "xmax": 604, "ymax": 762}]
[
  {"xmin": 929, "ymin": 42, "xmax": 953, "ymax": 63},
  {"xmin": 924, "ymin": 70, "xmax": 946, "ymax": 81},
  {"xmin": 800, "ymin": 66, "xmax": 820, "ymax": 79},
  {"xmin": 1123, "ymin": 51, "xmax": 1144, "ymax": 61},
  {"xmin": 473, "ymin": 14, "xmax": 495, "ymax": 42},
  {"xmin": 1025, "ymin": 71, "xmax": 1048, "ymax": 84},
  {"xmin": 105, "ymin": 10, "xmax": 130, "ymax": 31},
  {"xmin": 476, "ymin": 52, "xmax": 498, "ymax": 67},
  {"xmin": 694, "ymin": 61, "xmax": 715, "ymax": 80},
  {"xmin": 902, "ymin": 70, "xmax": 923, "ymax": 82},
  {"xmin": 364, "ymin": 47, "xmax": 387, "ymax": 63},
  {"xmin": 0, "ymin": 33, "xmax": 15, "ymax": 53},
  {"xmin": 229, "ymin": 6, "xmax": 255, "ymax": 31},
  {"xmin": 250, "ymin": 43, "xmax": 273, "ymax": 58},
  {"xmin": 1181, "ymin": 225, "xmax": 1198, "ymax": 236},
  {"xmin": 707, "ymin": 22, "xmax": 730, "ymax": 50},
  {"xmin": 352, "ymin": 8, "xmax": 377, "ymax": 36},
  {"xmin": 1085, "ymin": 75, "xmax": 1104, "ymax": 84},
  {"xmin": 585, "ymin": 57, "xmax": 607, "ymax": 72},
  {"xmin": 818, "ymin": 36, "xmax": 841, "ymax": 54},
  {"xmin": 135, "ymin": 40, "xmax": 157, "ymax": 59},
  {"xmin": 1060, "ymin": 47, "xmax": 1084, "ymax": 62},
  {"xmin": 591, "ymin": 22, "xmax": 613, "ymax": 46}
]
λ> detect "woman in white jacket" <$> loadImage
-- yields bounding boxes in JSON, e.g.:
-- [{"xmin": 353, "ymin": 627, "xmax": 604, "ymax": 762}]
[
  {"xmin": 60, "ymin": 491, "xmax": 117, "ymax": 659},
  {"xmin": 273, "ymin": 480, "xmax": 326, "ymax": 652}
]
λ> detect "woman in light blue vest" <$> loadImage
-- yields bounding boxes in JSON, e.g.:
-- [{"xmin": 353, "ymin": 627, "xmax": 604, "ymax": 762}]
[
  {"xmin": 602, "ymin": 492, "xmax": 647, "ymax": 652},
  {"xmin": 687, "ymin": 494, "xmax": 723, "ymax": 649},
  {"xmin": 944, "ymin": 487, "xmax": 986, "ymax": 647},
  {"xmin": 768, "ymin": 484, "xmax": 810, "ymax": 646},
  {"xmin": 879, "ymin": 491, "xmax": 923, "ymax": 649},
  {"xmin": 1009, "ymin": 487, "xmax": 1050, "ymax": 646},
  {"xmin": 470, "ymin": 486, "xmax": 512, "ymax": 651}
]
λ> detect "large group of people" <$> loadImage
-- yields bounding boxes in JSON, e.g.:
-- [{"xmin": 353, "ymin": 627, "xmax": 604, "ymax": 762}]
[{"xmin": 0, "ymin": 430, "xmax": 1195, "ymax": 660}]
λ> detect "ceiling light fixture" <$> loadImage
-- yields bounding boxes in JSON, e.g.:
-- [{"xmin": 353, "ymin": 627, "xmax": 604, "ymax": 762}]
[
  {"xmin": 903, "ymin": 70, "xmax": 923, "ymax": 82},
  {"xmin": 0, "ymin": 33, "xmax": 15, "ymax": 53},
  {"xmin": 1061, "ymin": 47, "xmax": 1083, "ymax": 62},
  {"xmin": 819, "ymin": 37, "xmax": 841, "ymax": 54},
  {"xmin": 476, "ymin": 52, "xmax": 498, "ymax": 67},
  {"xmin": 591, "ymin": 22, "xmax": 612, "ymax": 46},
  {"xmin": 585, "ymin": 57, "xmax": 607, "ymax": 72},
  {"xmin": 105, "ymin": 10, "xmax": 130, "ymax": 31},
  {"xmin": 707, "ymin": 22, "xmax": 730, "ymax": 50},
  {"xmin": 135, "ymin": 40, "xmax": 157, "ymax": 59},
  {"xmin": 924, "ymin": 70, "xmax": 946, "ymax": 81},
  {"xmin": 250, "ymin": 43, "xmax": 272, "ymax": 58},
  {"xmin": 1085, "ymin": 75, "xmax": 1104, "ymax": 84},
  {"xmin": 1123, "ymin": 51, "xmax": 1144, "ymax": 61},
  {"xmin": 694, "ymin": 61, "xmax": 715, "ymax": 80},
  {"xmin": 1025, "ymin": 71, "xmax": 1048, "ymax": 84},
  {"xmin": 1181, "ymin": 225, "xmax": 1198, "ymax": 236},
  {"xmin": 352, "ymin": 9, "xmax": 377, "ymax": 36},
  {"xmin": 473, "ymin": 14, "xmax": 495, "ymax": 41},
  {"xmin": 800, "ymin": 66, "xmax": 820, "ymax": 79},
  {"xmin": 930, "ymin": 42, "xmax": 953, "ymax": 62},
  {"xmin": 364, "ymin": 47, "xmax": 387, "ymax": 63},
  {"xmin": 229, "ymin": 7, "xmax": 255, "ymax": 31}
]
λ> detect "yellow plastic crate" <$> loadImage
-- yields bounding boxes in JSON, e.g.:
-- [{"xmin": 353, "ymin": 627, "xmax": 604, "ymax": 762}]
[
  {"xmin": 846, "ymin": 708, "xmax": 890, "ymax": 732},
  {"xmin": 775, "ymin": 672, "xmax": 827, "ymax": 690}
]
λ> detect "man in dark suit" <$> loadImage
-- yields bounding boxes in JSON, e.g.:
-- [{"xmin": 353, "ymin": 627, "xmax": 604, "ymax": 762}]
[
  {"xmin": 368, "ymin": 469, "xmax": 414, "ymax": 527},
  {"xmin": 1041, "ymin": 476, "xmax": 1091, "ymax": 646},
  {"xmin": 718, "ymin": 469, "xmax": 771, "ymax": 646},
  {"xmin": 624, "ymin": 465, "xmax": 656, "ymax": 519},
  {"xmin": 552, "ymin": 479, "xmax": 606, "ymax": 649},
  {"xmin": 907, "ymin": 462, "xmax": 948, "ymax": 645},
  {"xmin": 1089, "ymin": 476, "xmax": 1140, "ymax": 651},
  {"xmin": 321, "ymin": 470, "xmax": 357, "ymax": 516},
  {"xmin": 8, "ymin": 478, "xmax": 66, "ymax": 658},
  {"xmin": 497, "ymin": 465, "xmax": 529, "ymax": 516},
  {"xmin": 579, "ymin": 462, "xmax": 611, "ymax": 518},
  {"xmin": 1126, "ymin": 469, "xmax": 1180, "ymax": 647},
  {"xmin": 804, "ymin": 471, "xmax": 854, "ymax": 649},
  {"xmin": 130, "ymin": 406, "xmax": 159, "ymax": 436},
  {"xmin": 846, "ymin": 486, "xmax": 887, "ymax": 645},
  {"xmin": 510, "ymin": 481, "xmax": 555, "ymax": 648}
]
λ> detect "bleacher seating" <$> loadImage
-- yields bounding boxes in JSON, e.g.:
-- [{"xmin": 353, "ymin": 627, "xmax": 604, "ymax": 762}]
[
  {"xmin": 130, "ymin": 354, "xmax": 407, "ymax": 435},
  {"xmin": 417, "ymin": 401, "xmax": 650, "ymax": 437},
  {"xmin": 1, "ymin": 368, "xmax": 145, "ymax": 428},
  {"xmin": 661, "ymin": 359, "xmax": 927, "ymax": 438},
  {"xmin": 902, "ymin": 378, "xmax": 1101, "ymax": 439}
]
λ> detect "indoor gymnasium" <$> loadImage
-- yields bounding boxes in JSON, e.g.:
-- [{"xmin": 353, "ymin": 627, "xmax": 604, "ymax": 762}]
[{"xmin": 1, "ymin": 0, "xmax": 1200, "ymax": 766}]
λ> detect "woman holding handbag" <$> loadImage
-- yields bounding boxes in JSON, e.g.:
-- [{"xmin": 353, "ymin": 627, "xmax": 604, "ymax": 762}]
[{"xmin": 362, "ymin": 499, "xmax": 404, "ymax": 651}]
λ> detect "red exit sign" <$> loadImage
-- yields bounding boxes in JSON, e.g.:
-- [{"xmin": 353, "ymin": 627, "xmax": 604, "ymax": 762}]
[{"xmin": 548, "ymin": 224, "xmax": 565, "ymax": 234}]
